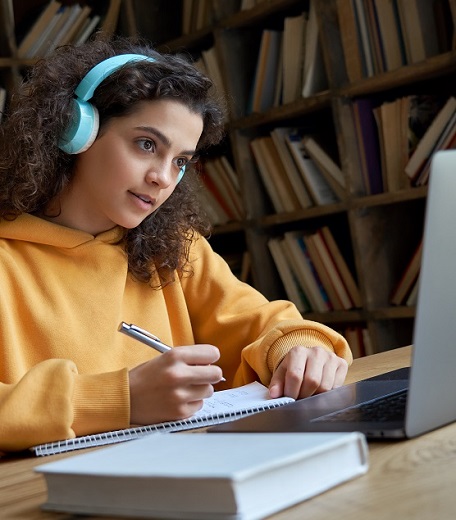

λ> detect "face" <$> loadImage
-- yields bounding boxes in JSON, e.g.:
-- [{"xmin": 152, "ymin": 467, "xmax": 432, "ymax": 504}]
[{"xmin": 51, "ymin": 98, "xmax": 204, "ymax": 235}]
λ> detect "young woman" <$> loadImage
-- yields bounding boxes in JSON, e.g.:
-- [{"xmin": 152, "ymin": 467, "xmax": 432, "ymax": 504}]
[{"xmin": 0, "ymin": 36, "xmax": 351, "ymax": 453}]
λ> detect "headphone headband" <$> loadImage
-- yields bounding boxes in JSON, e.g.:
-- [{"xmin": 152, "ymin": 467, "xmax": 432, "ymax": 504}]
[{"xmin": 75, "ymin": 54, "xmax": 156, "ymax": 101}]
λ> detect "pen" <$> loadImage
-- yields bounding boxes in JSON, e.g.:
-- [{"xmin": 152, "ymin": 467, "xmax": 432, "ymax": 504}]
[
  {"xmin": 118, "ymin": 322, "xmax": 226, "ymax": 381},
  {"xmin": 119, "ymin": 322, "xmax": 172, "ymax": 353}
]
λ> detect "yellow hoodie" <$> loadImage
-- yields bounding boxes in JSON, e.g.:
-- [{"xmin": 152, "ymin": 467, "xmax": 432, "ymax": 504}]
[{"xmin": 0, "ymin": 214, "xmax": 351, "ymax": 452}]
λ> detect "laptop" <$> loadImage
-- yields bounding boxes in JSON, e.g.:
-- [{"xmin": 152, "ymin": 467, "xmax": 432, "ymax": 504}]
[{"xmin": 209, "ymin": 149, "xmax": 456, "ymax": 440}]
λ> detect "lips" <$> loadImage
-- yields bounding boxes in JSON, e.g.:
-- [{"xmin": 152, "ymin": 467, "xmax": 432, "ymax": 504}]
[{"xmin": 130, "ymin": 191, "xmax": 155, "ymax": 205}]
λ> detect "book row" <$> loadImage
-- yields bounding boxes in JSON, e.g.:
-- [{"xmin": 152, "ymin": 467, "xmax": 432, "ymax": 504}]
[
  {"xmin": 197, "ymin": 155, "xmax": 245, "ymax": 226},
  {"xmin": 353, "ymin": 94, "xmax": 456, "ymax": 195},
  {"xmin": 267, "ymin": 226, "xmax": 361, "ymax": 315},
  {"xmin": 16, "ymin": 0, "xmax": 105, "ymax": 60},
  {"xmin": 337, "ymin": 0, "xmax": 456, "ymax": 82},
  {"xmin": 269, "ymin": 223, "xmax": 421, "ymax": 319},
  {"xmin": 248, "ymin": 1, "xmax": 328, "ymax": 113}
]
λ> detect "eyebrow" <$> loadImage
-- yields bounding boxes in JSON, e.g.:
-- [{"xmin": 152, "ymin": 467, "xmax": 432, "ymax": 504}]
[{"xmin": 135, "ymin": 126, "xmax": 198, "ymax": 157}]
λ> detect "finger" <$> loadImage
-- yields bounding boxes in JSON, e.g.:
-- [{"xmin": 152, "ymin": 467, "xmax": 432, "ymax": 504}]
[
  {"xmin": 283, "ymin": 361, "xmax": 306, "ymax": 399},
  {"xmin": 301, "ymin": 355, "xmax": 349, "ymax": 398},
  {"xmin": 268, "ymin": 367, "xmax": 286, "ymax": 398},
  {"xmin": 334, "ymin": 358, "xmax": 349, "ymax": 387},
  {"xmin": 171, "ymin": 344, "xmax": 221, "ymax": 366}
]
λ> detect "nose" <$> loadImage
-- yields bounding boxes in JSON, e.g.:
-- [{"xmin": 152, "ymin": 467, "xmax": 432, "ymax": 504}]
[{"xmin": 145, "ymin": 161, "xmax": 172, "ymax": 188}]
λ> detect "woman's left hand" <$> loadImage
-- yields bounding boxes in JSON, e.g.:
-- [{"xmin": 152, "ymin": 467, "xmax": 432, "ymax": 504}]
[{"xmin": 268, "ymin": 345, "xmax": 348, "ymax": 400}]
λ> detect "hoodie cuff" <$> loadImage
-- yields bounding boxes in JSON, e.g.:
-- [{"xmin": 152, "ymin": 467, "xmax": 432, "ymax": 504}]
[
  {"xmin": 266, "ymin": 325, "xmax": 353, "ymax": 373},
  {"xmin": 71, "ymin": 368, "xmax": 130, "ymax": 436}
]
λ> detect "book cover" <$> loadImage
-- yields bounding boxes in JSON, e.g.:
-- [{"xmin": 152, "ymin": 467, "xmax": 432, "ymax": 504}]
[
  {"xmin": 372, "ymin": 0, "xmax": 404, "ymax": 72},
  {"xmin": 203, "ymin": 159, "xmax": 243, "ymax": 220},
  {"xmin": 17, "ymin": 0, "xmax": 62, "ymax": 58},
  {"xmin": 36, "ymin": 432, "xmax": 369, "ymax": 520},
  {"xmin": 303, "ymin": 233, "xmax": 344, "ymax": 311},
  {"xmin": 353, "ymin": 0, "xmax": 375, "ymax": 77},
  {"xmin": 390, "ymin": 240, "xmax": 423, "ymax": 305},
  {"xmin": 250, "ymin": 29, "xmax": 283, "ymax": 113},
  {"xmin": 270, "ymin": 128, "xmax": 313, "ymax": 209},
  {"xmin": 396, "ymin": 0, "xmax": 440, "ymax": 64},
  {"xmin": 301, "ymin": 136, "xmax": 346, "ymax": 200},
  {"xmin": 282, "ymin": 12, "xmax": 307, "ymax": 104},
  {"xmin": 352, "ymin": 98, "xmax": 384, "ymax": 195},
  {"xmin": 405, "ymin": 96, "xmax": 456, "ymax": 182},
  {"xmin": 285, "ymin": 130, "xmax": 339, "ymax": 205},
  {"xmin": 250, "ymin": 138, "xmax": 285, "ymax": 213},
  {"xmin": 268, "ymin": 237, "xmax": 311, "ymax": 313},
  {"xmin": 301, "ymin": 0, "xmax": 328, "ymax": 97},
  {"xmin": 319, "ymin": 227, "xmax": 362, "ymax": 308},
  {"xmin": 261, "ymin": 136, "xmax": 302, "ymax": 212},
  {"xmin": 309, "ymin": 230, "xmax": 354, "ymax": 310},
  {"xmin": 373, "ymin": 98, "xmax": 411, "ymax": 192},
  {"xmin": 336, "ymin": 0, "xmax": 364, "ymax": 82},
  {"xmin": 283, "ymin": 231, "xmax": 332, "ymax": 313}
]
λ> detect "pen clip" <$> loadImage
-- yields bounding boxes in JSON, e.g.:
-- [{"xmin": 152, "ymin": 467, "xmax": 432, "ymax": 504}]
[
  {"xmin": 129, "ymin": 324, "xmax": 163, "ymax": 343},
  {"xmin": 119, "ymin": 322, "xmax": 170, "ymax": 349}
]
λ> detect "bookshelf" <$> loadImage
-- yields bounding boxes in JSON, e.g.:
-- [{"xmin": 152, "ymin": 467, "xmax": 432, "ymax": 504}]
[{"xmin": 1, "ymin": 0, "xmax": 456, "ymax": 355}]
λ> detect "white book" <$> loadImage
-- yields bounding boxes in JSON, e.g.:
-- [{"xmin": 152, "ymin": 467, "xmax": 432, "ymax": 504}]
[
  {"xmin": 270, "ymin": 127, "xmax": 313, "ymax": 209},
  {"xmin": 301, "ymin": 136, "xmax": 346, "ymax": 188},
  {"xmin": 283, "ymin": 231, "xmax": 331, "ymax": 312},
  {"xmin": 285, "ymin": 131, "xmax": 339, "ymax": 205},
  {"xmin": 73, "ymin": 15, "xmax": 101, "ymax": 46},
  {"xmin": 268, "ymin": 237, "xmax": 310, "ymax": 313},
  {"xmin": 17, "ymin": 0, "xmax": 62, "ymax": 58},
  {"xmin": 302, "ymin": 0, "xmax": 328, "ymax": 96},
  {"xmin": 26, "ymin": 8, "xmax": 65, "ymax": 58},
  {"xmin": 36, "ymin": 431, "xmax": 368, "ymax": 520},
  {"xmin": 44, "ymin": 3, "xmax": 83, "ymax": 55},
  {"xmin": 250, "ymin": 137, "xmax": 285, "ymax": 213},
  {"xmin": 31, "ymin": 382, "xmax": 294, "ymax": 456}
]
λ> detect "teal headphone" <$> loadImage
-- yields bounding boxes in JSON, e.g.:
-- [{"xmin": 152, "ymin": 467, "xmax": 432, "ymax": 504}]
[{"xmin": 59, "ymin": 53, "xmax": 186, "ymax": 182}]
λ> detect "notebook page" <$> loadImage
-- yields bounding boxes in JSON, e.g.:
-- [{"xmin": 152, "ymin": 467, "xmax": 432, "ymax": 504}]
[{"xmin": 31, "ymin": 382, "xmax": 294, "ymax": 456}]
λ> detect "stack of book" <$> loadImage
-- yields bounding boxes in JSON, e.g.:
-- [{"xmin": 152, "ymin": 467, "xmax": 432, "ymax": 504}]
[
  {"xmin": 336, "ymin": 0, "xmax": 454, "ymax": 82},
  {"xmin": 247, "ymin": 0, "xmax": 328, "ymax": 114},
  {"xmin": 268, "ymin": 226, "xmax": 361, "ymax": 314},
  {"xmin": 351, "ymin": 94, "xmax": 455, "ymax": 195},
  {"xmin": 390, "ymin": 239, "xmax": 423, "ymax": 307},
  {"xmin": 250, "ymin": 128, "xmax": 345, "ymax": 214},
  {"xmin": 405, "ymin": 96, "xmax": 456, "ymax": 186},
  {"xmin": 198, "ymin": 156, "xmax": 244, "ymax": 226},
  {"xmin": 17, "ymin": 0, "xmax": 104, "ymax": 59}
]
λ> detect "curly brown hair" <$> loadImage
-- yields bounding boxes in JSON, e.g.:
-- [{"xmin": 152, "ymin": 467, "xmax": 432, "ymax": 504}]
[{"xmin": 0, "ymin": 35, "xmax": 226, "ymax": 285}]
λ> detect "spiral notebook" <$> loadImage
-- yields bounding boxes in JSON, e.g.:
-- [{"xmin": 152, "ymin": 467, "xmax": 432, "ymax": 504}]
[{"xmin": 30, "ymin": 382, "xmax": 294, "ymax": 456}]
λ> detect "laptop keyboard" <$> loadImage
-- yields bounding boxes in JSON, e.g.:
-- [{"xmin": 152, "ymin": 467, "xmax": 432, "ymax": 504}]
[{"xmin": 313, "ymin": 389, "xmax": 408, "ymax": 423}]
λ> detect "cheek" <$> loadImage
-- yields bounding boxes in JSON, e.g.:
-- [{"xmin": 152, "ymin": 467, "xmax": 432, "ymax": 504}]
[{"xmin": 158, "ymin": 185, "xmax": 176, "ymax": 206}]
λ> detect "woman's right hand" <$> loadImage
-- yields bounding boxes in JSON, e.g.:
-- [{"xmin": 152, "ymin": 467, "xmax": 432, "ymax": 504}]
[{"xmin": 128, "ymin": 344, "xmax": 223, "ymax": 425}]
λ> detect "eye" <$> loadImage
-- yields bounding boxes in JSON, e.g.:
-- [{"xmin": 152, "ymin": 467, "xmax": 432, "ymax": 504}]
[
  {"xmin": 174, "ymin": 157, "xmax": 189, "ymax": 169},
  {"xmin": 137, "ymin": 138, "xmax": 156, "ymax": 152}
]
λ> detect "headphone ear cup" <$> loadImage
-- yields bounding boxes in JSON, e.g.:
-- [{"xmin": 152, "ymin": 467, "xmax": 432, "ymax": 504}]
[
  {"xmin": 177, "ymin": 165, "xmax": 186, "ymax": 183},
  {"xmin": 59, "ymin": 98, "xmax": 100, "ymax": 154}
]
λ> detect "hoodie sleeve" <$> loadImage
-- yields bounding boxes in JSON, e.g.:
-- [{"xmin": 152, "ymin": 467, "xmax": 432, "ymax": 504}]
[
  {"xmin": 181, "ymin": 236, "xmax": 353, "ymax": 388},
  {"xmin": 0, "ymin": 359, "xmax": 130, "ymax": 453}
]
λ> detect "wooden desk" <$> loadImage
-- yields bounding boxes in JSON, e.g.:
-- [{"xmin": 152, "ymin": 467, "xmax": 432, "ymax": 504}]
[{"xmin": 2, "ymin": 346, "xmax": 454, "ymax": 520}]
